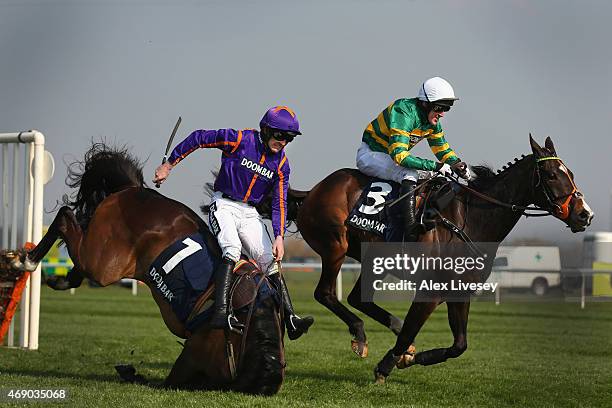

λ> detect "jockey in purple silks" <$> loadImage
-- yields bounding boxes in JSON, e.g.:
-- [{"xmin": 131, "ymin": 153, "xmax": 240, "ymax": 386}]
[{"xmin": 153, "ymin": 106, "xmax": 314, "ymax": 339}]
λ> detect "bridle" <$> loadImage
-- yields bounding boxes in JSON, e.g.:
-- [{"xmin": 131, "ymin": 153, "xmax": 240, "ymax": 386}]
[
  {"xmin": 457, "ymin": 155, "xmax": 580, "ymax": 220},
  {"xmin": 532, "ymin": 156, "xmax": 580, "ymax": 220}
]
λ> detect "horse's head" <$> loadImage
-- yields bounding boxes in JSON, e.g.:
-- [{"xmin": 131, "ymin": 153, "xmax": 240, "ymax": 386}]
[{"xmin": 529, "ymin": 135, "xmax": 594, "ymax": 232}]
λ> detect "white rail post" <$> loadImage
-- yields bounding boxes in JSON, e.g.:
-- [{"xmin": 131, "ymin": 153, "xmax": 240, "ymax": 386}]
[
  {"xmin": 336, "ymin": 268, "xmax": 342, "ymax": 301},
  {"xmin": 29, "ymin": 132, "xmax": 45, "ymax": 350},
  {"xmin": 0, "ymin": 131, "xmax": 47, "ymax": 350}
]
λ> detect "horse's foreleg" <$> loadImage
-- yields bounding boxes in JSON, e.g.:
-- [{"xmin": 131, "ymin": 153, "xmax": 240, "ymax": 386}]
[
  {"xmin": 46, "ymin": 266, "xmax": 85, "ymax": 290},
  {"xmin": 164, "ymin": 345, "xmax": 202, "ymax": 390},
  {"xmin": 347, "ymin": 276, "xmax": 404, "ymax": 335},
  {"xmin": 28, "ymin": 206, "xmax": 82, "ymax": 264},
  {"xmin": 27, "ymin": 206, "xmax": 85, "ymax": 289},
  {"xmin": 315, "ymin": 255, "xmax": 368, "ymax": 358},
  {"xmin": 409, "ymin": 301, "xmax": 470, "ymax": 366},
  {"xmin": 374, "ymin": 299, "xmax": 438, "ymax": 383},
  {"xmin": 164, "ymin": 331, "xmax": 230, "ymax": 390}
]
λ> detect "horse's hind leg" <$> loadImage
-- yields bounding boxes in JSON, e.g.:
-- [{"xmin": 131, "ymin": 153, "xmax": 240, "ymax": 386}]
[
  {"xmin": 347, "ymin": 276, "xmax": 404, "ymax": 335},
  {"xmin": 315, "ymin": 252, "xmax": 368, "ymax": 358}
]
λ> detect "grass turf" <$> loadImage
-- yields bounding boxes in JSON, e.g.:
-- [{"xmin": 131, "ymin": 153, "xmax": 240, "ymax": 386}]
[{"xmin": 1, "ymin": 273, "xmax": 611, "ymax": 408}]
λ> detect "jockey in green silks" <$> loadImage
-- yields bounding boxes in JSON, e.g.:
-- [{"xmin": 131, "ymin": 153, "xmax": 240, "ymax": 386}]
[{"xmin": 356, "ymin": 76, "xmax": 472, "ymax": 240}]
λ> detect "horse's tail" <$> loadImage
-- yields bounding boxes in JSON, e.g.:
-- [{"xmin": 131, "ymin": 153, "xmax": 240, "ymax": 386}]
[
  {"xmin": 251, "ymin": 187, "xmax": 309, "ymax": 229},
  {"xmin": 63, "ymin": 142, "xmax": 145, "ymax": 229},
  {"xmin": 284, "ymin": 188, "xmax": 309, "ymax": 221}
]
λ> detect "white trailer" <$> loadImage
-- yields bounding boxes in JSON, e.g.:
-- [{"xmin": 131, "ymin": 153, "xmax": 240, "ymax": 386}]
[{"xmin": 489, "ymin": 246, "xmax": 561, "ymax": 296}]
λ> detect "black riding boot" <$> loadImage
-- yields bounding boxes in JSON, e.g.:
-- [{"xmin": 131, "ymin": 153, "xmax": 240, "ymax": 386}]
[
  {"xmin": 400, "ymin": 179, "xmax": 418, "ymax": 241},
  {"xmin": 209, "ymin": 257, "xmax": 242, "ymax": 332},
  {"xmin": 269, "ymin": 273, "xmax": 314, "ymax": 340}
]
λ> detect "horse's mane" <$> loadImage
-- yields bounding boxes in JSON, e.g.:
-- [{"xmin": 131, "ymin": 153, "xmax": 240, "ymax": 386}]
[
  {"xmin": 468, "ymin": 153, "xmax": 534, "ymax": 190},
  {"xmin": 63, "ymin": 142, "xmax": 145, "ymax": 229}
]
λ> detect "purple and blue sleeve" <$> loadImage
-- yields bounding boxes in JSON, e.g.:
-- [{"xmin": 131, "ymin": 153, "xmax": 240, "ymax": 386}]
[
  {"xmin": 271, "ymin": 156, "xmax": 290, "ymax": 238},
  {"xmin": 168, "ymin": 128, "xmax": 239, "ymax": 166}
]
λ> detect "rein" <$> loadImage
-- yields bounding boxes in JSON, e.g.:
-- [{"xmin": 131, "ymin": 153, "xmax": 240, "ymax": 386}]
[
  {"xmin": 376, "ymin": 178, "xmax": 436, "ymax": 209},
  {"xmin": 453, "ymin": 155, "xmax": 579, "ymax": 219},
  {"xmin": 422, "ymin": 155, "xmax": 578, "ymax": 254},
  {"xmin": 455, "ymin": 182, "xmax": 552, "ymax": 217}
]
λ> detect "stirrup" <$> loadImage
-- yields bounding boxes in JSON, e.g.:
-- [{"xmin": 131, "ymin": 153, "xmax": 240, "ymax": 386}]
[
  {"xmin": 227, "ymin": 314, "xmax": 245, "ymax": 335},
  {"xmin": 287, "ymin": 314, "xmax": 297, "ymax": 331},
  {"xmin": 286, "ymin": 314, "xmax": 314, "ymax": 340}
]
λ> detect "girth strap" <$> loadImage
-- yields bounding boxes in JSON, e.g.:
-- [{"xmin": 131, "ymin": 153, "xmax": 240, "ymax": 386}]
[{"xmin": 430, "ymin": 208, "xmax": 484, "ymax": 257}]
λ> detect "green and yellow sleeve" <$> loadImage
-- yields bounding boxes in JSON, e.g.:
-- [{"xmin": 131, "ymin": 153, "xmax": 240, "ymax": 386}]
[
  {"xmin": 426, "ymin": 123, "xmax": 460, "ymax": 165},
  {"xmin": 387, "ymin": 103, "xmax": 438, "ymax": 171}
]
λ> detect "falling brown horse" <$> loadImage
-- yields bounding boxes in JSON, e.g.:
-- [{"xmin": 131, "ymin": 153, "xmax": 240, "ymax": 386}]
[
  {"xmin": 277, "ymin": 136, "xmax": 593, "ymax": 382},
  {"xmin": 22, "ymin": 143, "xmax": 285, "ymax": 394}
]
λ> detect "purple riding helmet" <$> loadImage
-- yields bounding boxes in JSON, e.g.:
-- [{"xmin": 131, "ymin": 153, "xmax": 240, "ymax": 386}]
[{"xmin": 259, "ymin": 106, "xmax": 302, "ymax": 135}]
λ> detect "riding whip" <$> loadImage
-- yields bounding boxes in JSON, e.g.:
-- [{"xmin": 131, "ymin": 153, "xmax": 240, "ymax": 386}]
[{"xmin": 155, "ymin": 116, "xmax": 182, "ymax": 188}]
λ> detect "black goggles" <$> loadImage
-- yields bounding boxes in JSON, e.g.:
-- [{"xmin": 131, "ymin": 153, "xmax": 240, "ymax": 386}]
[
  {"xmin": 432, "ymin": 104, "xmax": 451, "ymax": 113},
  {"xmin": 269, "ymin": 130, "xmax": 298, "ymax": 143}
]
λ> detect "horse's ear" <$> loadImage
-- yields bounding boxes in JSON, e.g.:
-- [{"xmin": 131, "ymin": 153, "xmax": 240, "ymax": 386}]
[
  {"xmin": 544, "ymin": 136, "xmax": 556, "ymax": 154},
  {"xmin": 529, "ymin": 133, "xmax": 543, "ymax": 156}
]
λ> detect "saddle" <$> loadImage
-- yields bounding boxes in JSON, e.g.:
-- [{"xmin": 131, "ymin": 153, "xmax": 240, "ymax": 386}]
[
  {"xmin": 414, "ymin": 177, "xmax": 459, "ymax": 231},
  {"xmin": 347, "ymin": 175, "xmax": 458, "ymax": 241},
  {"xmin": 186, "ymin": 259, "xmax": 267, "ymax": 328}
]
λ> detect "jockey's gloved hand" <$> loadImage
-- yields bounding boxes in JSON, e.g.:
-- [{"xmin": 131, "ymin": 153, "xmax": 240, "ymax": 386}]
[
  {"xmin": 435, "ymin": 162, "xmax": 453, "ymax": 177},
  {"xmin": 451, "ymin": 161, "xmax": 471, "ymax": 180}
]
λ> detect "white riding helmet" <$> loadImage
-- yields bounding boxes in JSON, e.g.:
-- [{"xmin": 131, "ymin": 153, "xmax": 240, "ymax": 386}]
[{"xmin": 417, "ymin": 77, "xmax": 459, "ymax": 103}]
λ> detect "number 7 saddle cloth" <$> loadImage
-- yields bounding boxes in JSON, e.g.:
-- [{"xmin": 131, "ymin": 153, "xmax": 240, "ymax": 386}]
[{"xmin": 147, "ymin": 233, "xmax": 275, "ymax": 333}]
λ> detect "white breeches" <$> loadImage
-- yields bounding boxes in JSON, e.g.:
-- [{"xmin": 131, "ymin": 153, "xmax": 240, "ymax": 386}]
[
  {"xmin": 208, "ymin": 192, "xmax": 278, "ymax": 276},
  {"xmin": 356, "ymin": 142, "xmax": 434, "ymax": 183}
]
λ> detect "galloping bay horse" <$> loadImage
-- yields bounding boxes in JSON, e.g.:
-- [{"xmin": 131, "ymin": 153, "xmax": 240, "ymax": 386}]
[
  {"xmin": 277, "ymin": 136, "xmax": 593, "ymax": 382},
  {"xmin": 22, "ymin": 143, "xmax": 285, "ymax": 394}
]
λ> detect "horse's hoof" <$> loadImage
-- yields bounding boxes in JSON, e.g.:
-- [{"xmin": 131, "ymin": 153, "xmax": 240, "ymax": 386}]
[
  {"xmin": 396, "ymin": 352, "xmax": 416, "ymax": 369},
  {"xmin": 407, "ymin": 343, "xmax": 416, "ymax": 354},
  {"xmin": 374, "ymin": 368, "xmax": 386, "ymax": 385},
  {"xmin": 9, "ymin": 257, "xmax": 25, "ymax": 271},
  {"xmin": 351, "ymin": 339, "xmax": 368, "ymax": 358},
  {"xmin": 46, "ymin": 276, "xmax": 72, "ymax": 291},
  {"xmin": 23, "ymin": 257, "xmax": 38, "ymax": 272},
  {"xmin": 396, "ymin": 343, "xmax": 417, "ymax": 369}
]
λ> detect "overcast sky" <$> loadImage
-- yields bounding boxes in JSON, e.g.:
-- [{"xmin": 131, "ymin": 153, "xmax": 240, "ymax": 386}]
[{"xmin": 1, "ymin": 0, "xmax": 611, "ymax": 244}]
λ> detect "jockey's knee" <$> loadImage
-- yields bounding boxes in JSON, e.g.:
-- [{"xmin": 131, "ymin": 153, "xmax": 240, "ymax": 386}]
[
  {"xmin": 401, "ymin": 174, "xmax": 418, "ymax": 183},
  {"xmin": 251, "ymin": 252, "xmax": 276, "ymax": 275},
  {"xmin": 221, "ymin": 247, "xmax": 241, "ymax": 263}
]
